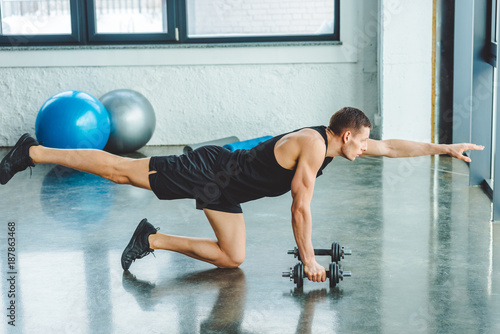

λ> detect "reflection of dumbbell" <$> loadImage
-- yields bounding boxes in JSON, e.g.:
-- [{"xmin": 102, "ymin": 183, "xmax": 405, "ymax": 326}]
[
  {"xmin": 287, "ymin": 242, "xmax": 352, "ymax": 263},
  {"xmin": 282, "ymin": 262, "xmax": 351, "ymax": 288}
]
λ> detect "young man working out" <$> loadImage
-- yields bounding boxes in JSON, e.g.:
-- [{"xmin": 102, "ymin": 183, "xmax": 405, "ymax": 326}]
[{"xmin": 0, "ymin": 107, "xmax": 484, "ymax": 284}]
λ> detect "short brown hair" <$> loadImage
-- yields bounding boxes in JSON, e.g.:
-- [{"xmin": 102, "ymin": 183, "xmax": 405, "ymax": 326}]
[{"xmin": 328, "ymin": 107, "xmax": 373, "ymax": 135}]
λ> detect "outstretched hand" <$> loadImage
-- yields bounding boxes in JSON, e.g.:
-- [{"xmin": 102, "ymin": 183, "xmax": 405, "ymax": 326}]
[{"xmin": 447, "ymin": 143, "xmax": 484, "ymax": 162}]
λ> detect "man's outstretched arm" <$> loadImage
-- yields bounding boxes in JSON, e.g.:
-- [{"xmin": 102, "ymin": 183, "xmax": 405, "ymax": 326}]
[{"xmin": 363, "ymin": 139, "xmax": 484, "ymax": 162}]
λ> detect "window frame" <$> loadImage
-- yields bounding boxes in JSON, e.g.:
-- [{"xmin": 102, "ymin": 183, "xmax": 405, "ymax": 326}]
[{"xmin": 0, "ymin": 0, "xmax": 340, "ymax": 47}]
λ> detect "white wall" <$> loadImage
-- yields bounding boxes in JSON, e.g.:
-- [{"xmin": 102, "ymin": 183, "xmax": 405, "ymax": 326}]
[
  {"xmin": 0, "ymin": 0, "xmax": 436, "ymax": 147},
  {"xmin": 0, "ymin": 1, "xmax": 380, "ymax": 147},
  {"xmin": 379, "ymin": 0, "xmax": 433, "ymax": 142}
]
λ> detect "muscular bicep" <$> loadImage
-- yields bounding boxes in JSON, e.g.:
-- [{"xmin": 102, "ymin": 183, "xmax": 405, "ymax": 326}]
[
  {"xmin": 291, "ymin": 163, "xmax": 316, "ymax": 199},
  {"xmin": 290, "ymin": 142, "xmax": 325, "ymax": 206}
]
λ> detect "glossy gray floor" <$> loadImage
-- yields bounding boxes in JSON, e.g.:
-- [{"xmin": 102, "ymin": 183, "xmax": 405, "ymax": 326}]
[{"xmin": 0, "ymin": 146, "xmax": 499, "ymax": 334}]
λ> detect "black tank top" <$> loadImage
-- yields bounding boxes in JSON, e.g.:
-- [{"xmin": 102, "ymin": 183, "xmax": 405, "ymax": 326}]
[{"xmin": 216, "ymin": 126, "xmax": 333, "ymax": 205}]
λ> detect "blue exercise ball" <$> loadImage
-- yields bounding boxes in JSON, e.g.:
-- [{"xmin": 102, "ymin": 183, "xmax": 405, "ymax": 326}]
[
  {"xmin": 35, "ymin": 90, "xmax": 111, "ymax": 149},
  {"xmin": 100, "ymin": 89, "xmax": 156, "ymax": 154}
]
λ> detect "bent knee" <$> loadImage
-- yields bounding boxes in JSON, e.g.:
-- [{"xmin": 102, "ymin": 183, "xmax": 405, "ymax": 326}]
[
  {"xmin": 109, "ymin": 174, "xmax": 130, "ymax": 185},
  {"xmin": 217, "ymin": 252, "xmax": 245, "ymax": 269},
  {"xmin": 106, "ymin": 169, "xmax": 131, "ymax": 185},
  {"xmin": 109, "ymin": 160, "xmax": 134, "ymax": 184}
]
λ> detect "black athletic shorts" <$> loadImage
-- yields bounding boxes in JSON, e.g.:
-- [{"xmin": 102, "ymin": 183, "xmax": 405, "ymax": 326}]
[{"xmin": 148, "ymin": 146, "xmax": 243, "ymax": 214}]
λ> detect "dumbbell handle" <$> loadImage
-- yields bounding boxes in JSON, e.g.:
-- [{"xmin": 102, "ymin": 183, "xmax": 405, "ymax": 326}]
[
  {"xmin": 282, "ymin": 268, "xmax": 352, "ymax": 279},
  {"xmin": 286, "ymin": 247, "xmax": 352, "ymax": 256},
  {"xmin": 314, "ymin": 249, "xmax": 331, "ymax": 256},
  {"xmin": 314, "ymin": 248, "xmax": 352, "ymax": 256}
]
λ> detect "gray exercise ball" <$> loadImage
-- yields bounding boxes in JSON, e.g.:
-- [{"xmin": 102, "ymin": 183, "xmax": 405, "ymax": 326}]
[{"xmin": 100, "ymin": 89, "xmax": 156, "ymax": 154}]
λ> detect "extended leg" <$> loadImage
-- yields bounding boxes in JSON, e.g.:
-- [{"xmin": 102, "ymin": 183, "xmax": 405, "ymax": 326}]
[
  {"xmin": 149, "ymin": 209, "xmax": 246, "ymax": 268},
  {"xmin": 29, "ymin": 145, "xmax": 152, "ymax": 190}
]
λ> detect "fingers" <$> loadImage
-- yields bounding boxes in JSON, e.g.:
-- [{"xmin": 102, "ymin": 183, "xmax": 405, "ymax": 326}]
[
  {"xmin": 464, "ymin": 144, "xmax": 484, "ymax": 151},
  {"xmin": 451, "ymin": 143, "xmax": 484, "ymax": 163},
  {"xmin": 306, "ymin": 268, "xmax": 326, "ymax": 282},
  {"xmin": 308, "ymin": 272, "xmax": 325, "ymax": 282},
  {"xmin": 307, "ymin": 273, "xmax": 324, "ymax": 282},
  {"xmin": 460, "ymin": 155, "xmax": 472, "ymax": 163}
]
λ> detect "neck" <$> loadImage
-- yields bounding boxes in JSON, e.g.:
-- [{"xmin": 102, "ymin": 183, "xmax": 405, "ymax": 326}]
[{"xmin": 325, "ymin": 128, "xmax": 343, "ymax": 158}]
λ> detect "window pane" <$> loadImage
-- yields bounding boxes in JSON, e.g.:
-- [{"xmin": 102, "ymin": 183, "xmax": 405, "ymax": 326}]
[
  {"xmin": 186, "ymin": 0, "xmax": 335, "ymax": 38},
  {"xmin": 94, "ymin": 0, "xmax": 167, "ymax": 34},
  {"xmin": 0, "ymin": 0, "xmax": 71, "ymax": 35}
]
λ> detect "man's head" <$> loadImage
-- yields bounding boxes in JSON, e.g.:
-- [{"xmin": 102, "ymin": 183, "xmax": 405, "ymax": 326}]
[{"xmin": 328, "ymin": 107, "xmax": 373, "ymax": 161}]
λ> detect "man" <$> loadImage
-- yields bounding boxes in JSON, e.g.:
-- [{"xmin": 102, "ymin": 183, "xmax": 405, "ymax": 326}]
[{"xmin": 0, "ymin": 107, "xmax": 483, "ymax": 283}]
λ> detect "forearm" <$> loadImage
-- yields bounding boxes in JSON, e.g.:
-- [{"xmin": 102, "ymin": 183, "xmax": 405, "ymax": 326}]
[
  {"xmin": 291, "ymin": 206, "xmax": 315, "ymax": 265},
  {"xmin": 384, "ymin": 140, "xmax": 450, "ymax": 158}
]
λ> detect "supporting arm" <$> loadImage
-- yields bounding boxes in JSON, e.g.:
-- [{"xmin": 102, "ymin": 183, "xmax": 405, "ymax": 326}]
[{"xmin": 290, "ymin": 138, "xmax": 327, "ymax": 283}]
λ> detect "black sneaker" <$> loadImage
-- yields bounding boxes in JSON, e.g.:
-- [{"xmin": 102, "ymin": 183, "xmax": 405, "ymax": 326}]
[
  {"xmin": 0, "ymin": 133, "xmax": 39, "ymax": 185},
  {"xmin": 121, "ymin": 218, "xmax": 159, "ymax": 271}
]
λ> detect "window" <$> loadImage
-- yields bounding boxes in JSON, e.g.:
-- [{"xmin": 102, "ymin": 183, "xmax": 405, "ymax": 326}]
[
  {"xmin": 181, "ymin": 0, "xmax": 339, "ymax": 43},
  {"xmin": 1, "ymin": 0, "xmax": 72, "ymax": 35},
  {"xmin": 93, "ymin": 0, "xmax": 167, "ymax": 34},
  {"xmin": 86, "ymin": 0, "xmax": 175, "ymax": 43},
  {"xmin": 0, "ymin": 0, "xmax": 339, "ymax": 46},
  {"xmin": 0, "ymin": 0, "xmax": 80, "ymax": 45}
]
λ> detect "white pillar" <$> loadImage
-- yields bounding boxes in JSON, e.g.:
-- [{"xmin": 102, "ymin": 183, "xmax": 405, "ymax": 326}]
[{"xmin": 379, "ymin": 0, "xmax": 433, "ymax": 142}]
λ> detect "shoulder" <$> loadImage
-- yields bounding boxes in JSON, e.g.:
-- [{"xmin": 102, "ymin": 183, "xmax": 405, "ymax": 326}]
[
  {"xmin": 280, "ymin": 128, "xmax": 325, "ymax": 155},
  {"xmin": 289, "ymin": 129, "xmax": 327, "ymax": 170},
  {"xmin": 287, "ymin": 128, "xmax": 325, "ymax": 145},
  {"xmin": 275, "ymin": 128, "xmax": 326, "ymax": 170},
  {"xmin": 296, "ymin": 128, "xmax": 327, "ymax": 155}
]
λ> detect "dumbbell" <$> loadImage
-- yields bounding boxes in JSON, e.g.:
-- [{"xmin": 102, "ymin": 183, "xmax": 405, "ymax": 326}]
[
  {"xmin": 282, "ymin": 262, "xmax": 351, "ymax": 288},
  {"xmin": 287, "ymin": 242, "xmax": 352, "ymax": 263}
]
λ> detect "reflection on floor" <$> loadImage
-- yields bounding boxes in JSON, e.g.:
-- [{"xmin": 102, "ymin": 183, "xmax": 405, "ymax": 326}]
[{"xmin": 0, "ymin": 146, "xmax": 498, "ymax": 334}]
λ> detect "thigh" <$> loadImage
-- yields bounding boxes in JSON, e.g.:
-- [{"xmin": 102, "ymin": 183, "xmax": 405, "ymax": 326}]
[{"xmin": 203, "ymin": 209, "xmax": 246, "ymax": 256}]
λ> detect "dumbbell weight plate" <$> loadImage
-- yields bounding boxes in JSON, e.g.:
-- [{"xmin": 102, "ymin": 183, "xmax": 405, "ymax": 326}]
[
  {"xmin": 332, "ymin": 242, "xmax": 339, "ymax": 263},
  {"xmin": 329, "ymin": 262, "xmax": 338, "ymax": 288},
  {"xmin": 295, "ymin": 262, "xmax": 304, "ymax": 288}
]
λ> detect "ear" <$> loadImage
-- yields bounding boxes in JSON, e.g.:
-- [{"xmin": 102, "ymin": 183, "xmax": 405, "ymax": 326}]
[{"xmin": 341, "ymin": 131, "xmax": 351, "ymax": 144}]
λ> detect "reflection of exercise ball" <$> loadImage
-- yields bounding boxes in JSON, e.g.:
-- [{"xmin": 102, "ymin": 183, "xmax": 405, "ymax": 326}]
[
  {"xmin": 100, "ymin": 89, "xmax": 156, "ymax": 154},
  {"xmin": 35, "ymin": 90, "xmax": 111, "ymax": 149},
  {"xmin": 40, "ymin": 166, "xmax": 113, "ymax": 228}
]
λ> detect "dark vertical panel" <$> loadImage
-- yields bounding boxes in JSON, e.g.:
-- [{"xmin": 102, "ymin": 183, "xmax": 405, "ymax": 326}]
[
  {"xmin": 470, "ymin": 0, "xmax": 494, "ymax": 186},
  {"xmin": 437, "ymin": 0, "xmax": 455, "ymax": 144}
]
